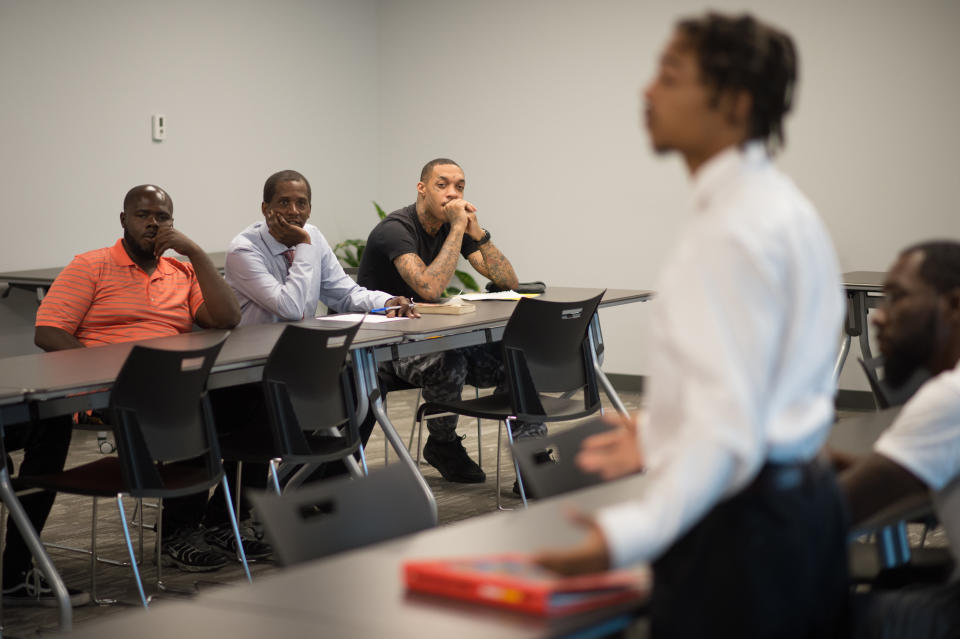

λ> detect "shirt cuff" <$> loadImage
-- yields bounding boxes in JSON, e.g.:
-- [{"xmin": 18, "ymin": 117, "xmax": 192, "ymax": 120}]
[
  {"xmin": 595, "ymin": 502, "xmax": 658, "ymax": 569},
  {"xmin": 370, "ymin": 292, "xmax": 393, "ymax": 309}
]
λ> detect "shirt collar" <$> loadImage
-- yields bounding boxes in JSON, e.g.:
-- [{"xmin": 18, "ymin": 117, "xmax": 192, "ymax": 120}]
[
  {"xmin": 109, "ymin": 238, "xmax": 133, "ymax": 266},
  {"xmin": 690, "ymin": 141, "xmax": 768, "ymax": 212},
  {"xmin": 109, "ymin": 238, "xmax": 175, "ymax": 275},
  {"xmin": 257, "ymin": 222, "xmax": 290, "ymax": 257}
]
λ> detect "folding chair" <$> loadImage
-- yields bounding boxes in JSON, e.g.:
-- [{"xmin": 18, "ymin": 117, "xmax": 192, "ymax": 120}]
[
  {"xmin": 248, "ymin": 462, "xmax": 436, "ymax": 567},
  {"xmin": 511, "ymin": 417, "xmax": 613, "ymax": 499},
  {"xmin": 416, "ymin": 293, "xmax": 605, "ymax": 509},
  {"xmin": 218, "ymin": 322, "xmax": 368, "ymax": 502},
  {"xmin": 19, "ymin": 336, "xmax": 251, "ymax": 607}
]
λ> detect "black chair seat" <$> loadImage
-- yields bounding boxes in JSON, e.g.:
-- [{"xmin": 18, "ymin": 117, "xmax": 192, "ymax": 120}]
[
  {"xmin": 219, "ymin": 426, "xmax": 360, "ymax": 466},
  {"xmin": 22, "ymin": 458, "xmax": 215, "ymax": 499}
]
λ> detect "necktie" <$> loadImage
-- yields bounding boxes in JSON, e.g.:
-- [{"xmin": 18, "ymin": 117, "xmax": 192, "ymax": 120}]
[{"xmin": 282, "ymin": 249, "xmax": 295, "ymax": 267}]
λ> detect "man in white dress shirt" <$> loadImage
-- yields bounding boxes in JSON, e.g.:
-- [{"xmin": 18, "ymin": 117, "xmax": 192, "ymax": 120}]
[
  {"xmin": 835, "ymin": 241, "xmax": 960, "ymax": 638},
  {"xmin": 535, "ymin": 13, "xmax": 848, "ymax": 637}
]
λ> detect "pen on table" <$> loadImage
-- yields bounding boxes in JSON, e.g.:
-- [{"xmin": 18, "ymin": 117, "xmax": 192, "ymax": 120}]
[{"xmin": 369, "ymin": 303, "xmax": 416, "ymax": 315}]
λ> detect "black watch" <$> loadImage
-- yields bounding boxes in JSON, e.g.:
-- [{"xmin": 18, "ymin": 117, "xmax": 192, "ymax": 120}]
[{"xmin": 475, "ymin": 228, "xmax": 491, "ymax": 247}]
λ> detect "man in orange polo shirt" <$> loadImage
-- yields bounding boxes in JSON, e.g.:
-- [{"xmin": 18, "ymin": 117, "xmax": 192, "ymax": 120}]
[{"xmin": 20, "ymin": 185, "xmax": 241, "ymax": 591}]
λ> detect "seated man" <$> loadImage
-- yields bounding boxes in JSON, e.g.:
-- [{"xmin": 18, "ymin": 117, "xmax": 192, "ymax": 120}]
[
  {"xmin": 833, "ymin": 241, "xmax": 960, "ymax": 639},
  {"xmin": 226, "ymin": 169, "xmax": 415, "ymax": 324},
  {"xmin": 31, "ymin": 184, "xmax": 244, "ymax": 575},
  {"xmin": 358, "ymin": 159, "xmax": 539, "ymax": 485},
  {"xmin": 208, "ymin": 170, "xmax": 414, "ymax": 488}
]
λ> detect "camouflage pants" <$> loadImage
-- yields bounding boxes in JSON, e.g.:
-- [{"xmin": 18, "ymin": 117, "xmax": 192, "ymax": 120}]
[{"xmin": 388, "ymin": 343, "xmax": 546, "ymax": 442}]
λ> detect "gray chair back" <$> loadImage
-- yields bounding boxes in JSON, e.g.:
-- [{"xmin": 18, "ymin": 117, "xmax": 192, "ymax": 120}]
[
  {"xmin": 249, "ymin": 463, "xmax": 437, "ymax": 566},
  {"xmin": 512, "ymin": 417, "xmax": 613, "ymax": 499}
]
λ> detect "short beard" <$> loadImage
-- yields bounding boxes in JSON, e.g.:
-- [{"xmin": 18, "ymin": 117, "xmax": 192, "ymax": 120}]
[
  {"xmin": 123, "ymin": 231, "xmax": 155, "ymax": 262},
  {"xmin": 883, "ymin": 313, "xmax": 937, "ymax": 389}
]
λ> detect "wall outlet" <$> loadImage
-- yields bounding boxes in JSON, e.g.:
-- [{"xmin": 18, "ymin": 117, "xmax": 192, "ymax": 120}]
[{"xmin": 152, "ymin": 114, "xmax": 166, "ymax": 141}]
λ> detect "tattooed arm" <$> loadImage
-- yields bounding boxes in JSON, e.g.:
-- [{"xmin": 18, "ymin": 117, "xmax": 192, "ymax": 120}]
[
  {"xmin": 466, "ymin": 242, "xmax": 519, "ymax": 291},
  {"xmin": 461, "ymin": 202, "xmax": 518, "ymax": 291},
  {"xmin": 392, "ymin": 217, "xmax": 469, "ymax": 302}
]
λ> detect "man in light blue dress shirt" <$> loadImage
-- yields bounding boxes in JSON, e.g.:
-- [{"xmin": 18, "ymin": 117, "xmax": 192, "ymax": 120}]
[
  {"xmin": 226, "ymin": 170, "xmax": 414, "ymax": 324},
  {"xmin": 161, "ymin": 171, "xmax": 416, "ymax": 566}
]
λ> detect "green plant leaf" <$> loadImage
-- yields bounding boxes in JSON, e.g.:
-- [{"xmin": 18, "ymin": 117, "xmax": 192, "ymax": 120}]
[
  {"xmin": 454, "ymin": 270, "xmax": 480, "ymax": 292},
  {"xmin": 373, "ymin": 201, "xmax": 387, "ymax": 220}
]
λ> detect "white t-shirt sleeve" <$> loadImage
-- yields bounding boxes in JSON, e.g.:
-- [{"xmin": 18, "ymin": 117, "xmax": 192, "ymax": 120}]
[{"xmin": 874, "ymin": 368, "xmax": 960, "ymax": 491}]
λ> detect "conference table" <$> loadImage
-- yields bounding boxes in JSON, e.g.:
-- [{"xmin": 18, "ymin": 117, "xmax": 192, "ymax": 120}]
[
  {"xmin": 835, "ymin": 271, "xmax": 885, "ymax": 380},
  {"xmin": 71, "ymin": 472, "xmax": 652, "ymax": 639},
  {"xmin": 0, "ymin": 286, "xmax": 651, "ymax": 630},
  {"xmin": 0, "ymin": 324, "xmax": 407, "ymax": 631}
]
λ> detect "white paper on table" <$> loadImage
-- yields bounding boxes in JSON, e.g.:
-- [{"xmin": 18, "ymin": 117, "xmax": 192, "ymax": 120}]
[
  {"xmin": 459, "ymin": 291, "xmax": 524, "ymax": 301},
  {"xmin": 314, "ymin": 313, "xmax": 409, "ymax": 323}
]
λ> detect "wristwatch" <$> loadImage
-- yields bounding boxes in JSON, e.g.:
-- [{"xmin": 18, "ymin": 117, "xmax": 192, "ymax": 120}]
[{"xmin": 476, "ymin": 228, "xmax": 491, "ymax": 247}]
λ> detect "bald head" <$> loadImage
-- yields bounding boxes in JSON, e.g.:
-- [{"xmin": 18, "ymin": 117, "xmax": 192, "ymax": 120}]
[{"xmin": 123, "ymin": 185, "xmax": 172, "ymax": 213}]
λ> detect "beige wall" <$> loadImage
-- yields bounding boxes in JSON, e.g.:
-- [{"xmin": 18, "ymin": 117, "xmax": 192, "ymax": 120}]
[
  {"xmin": 375, "ymin": 0, "xmax": 960, "ymax": 388},
  {"xmin": 2, "ymin": 1, "xmax": 958, "ymax": 389},
  {"xmin": 0, "ymin": 0, "xmax": 380, "ymax": 269}
]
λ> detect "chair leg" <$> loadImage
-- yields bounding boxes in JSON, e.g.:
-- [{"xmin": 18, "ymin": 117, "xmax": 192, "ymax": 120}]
[
  {"xmin": 415, "ymin": 414, "xmax": 425, "ymax": 467},
  {"xmin": 1, "ymin": 502, "xmax": 5, "ymax": 624},
  {"xmin": 155, "ymin": 498, "xmax": 164, "ymax": 589},
  {"xmin": 384, "ymin": 395, "xmax": 390, "ymax": 466},
  {"xmin": 234, "ymin": 462, "xmax": 243, "ymax": 524},
  {"xmin": 137, "ymin": 499, "xmax": 144, "ymax": 567},
  {"xmin": 89, "ymin": 498, "xmax": 101, "ymax": 604},
  {"xmin": 496, "ymin": 420, "xmax": 507, "ymax": 511},
  {"xmin": 115, "ymin": 495, "xmax": 148, "ymax": 608},
  {"xmin": 506, "ymin": 418, "xmax": 529, "ymax": 509},
  {"xmin": 474, "ymin": 386, "xmax": 482, "ymax": 468},
  {"xmin": 268, "ymin": 459, "xmax": 282, "ymax": 496},
  {"xmin": 357, "ymin": 443, "xmax": 369, "ymax": 476},
  {"xmin": 220, "ymin": 476, "xmax": 252, "ymax": 583},
  {"xmin": 408, "ymin": 389, "xmax": 424, "ymax": 461}
]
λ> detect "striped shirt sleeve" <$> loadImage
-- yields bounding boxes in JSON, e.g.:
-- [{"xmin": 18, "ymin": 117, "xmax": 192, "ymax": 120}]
[
  {"xmin": 36, "ymin": 253, "xmax": 99, "ymax": 335},
  {"xmin": 187, "ymin": 267, "xmax": 205, "ymax": 320}
]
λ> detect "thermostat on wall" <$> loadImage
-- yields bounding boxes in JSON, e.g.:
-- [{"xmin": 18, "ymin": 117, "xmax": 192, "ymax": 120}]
[{"xmin": 152, "ymin": 114, "xmax": 166, "ymax": 141}]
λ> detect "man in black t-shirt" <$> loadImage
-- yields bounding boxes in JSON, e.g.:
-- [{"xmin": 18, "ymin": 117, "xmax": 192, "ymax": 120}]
[{"xmin": 359, "ymin": 158, "xmax": 541, "ymax": 484}]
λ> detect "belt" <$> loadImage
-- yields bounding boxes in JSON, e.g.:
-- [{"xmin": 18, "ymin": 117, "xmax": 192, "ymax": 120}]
[{"xmin": 746, "ymin": 459, "xmax": 822, "ymax": 494}]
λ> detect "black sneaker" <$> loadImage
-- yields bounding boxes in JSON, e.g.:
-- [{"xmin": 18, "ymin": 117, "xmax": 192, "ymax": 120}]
[
  {"xmin": 204, "ymin": 522, "xmax": 272, "ymax": 560},
  {"xmin": 162, "ymin": 527, "xmax": 228, "ymax": 572},
  {"xmin": 423, "ymin": 435, "xmax": 486, "ymax": 483},
  {"xmin": 2, "ymin": 568, "xmax": 90, "ymax": 608}
]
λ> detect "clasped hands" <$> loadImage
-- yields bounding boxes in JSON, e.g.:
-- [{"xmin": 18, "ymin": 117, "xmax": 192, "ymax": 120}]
[{"xmin": 441, "ymin": 198, "xmax": 486, "ymax": 243}]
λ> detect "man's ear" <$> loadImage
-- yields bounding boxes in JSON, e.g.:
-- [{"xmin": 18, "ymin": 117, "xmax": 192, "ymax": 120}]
[
  {"xmin": 416, "ymin": 181, "xmax": 426, "ymax": 199},
  {"xmin": 720, "ymin": 89, "xmax": 752, "ymax": 129},
  {"xmin": 943, "ymin": 288, "xmax": 960, "ymax": 321},
  {"xmin": 261, "ymin": 202, "xmax": 269, "ymax": 217},
  {"xmin": 119, "ymin": 211, "xmax": 126, "ymax": 229}
]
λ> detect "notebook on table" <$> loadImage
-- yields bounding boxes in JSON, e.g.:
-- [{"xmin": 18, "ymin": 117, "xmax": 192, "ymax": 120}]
[{"xmin": 404, "ymin": 553, "xmax": 648, "ymax": 616}]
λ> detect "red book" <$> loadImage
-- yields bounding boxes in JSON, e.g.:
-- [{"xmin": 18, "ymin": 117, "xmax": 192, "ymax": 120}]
[{"xmin": 403, "ymin": 553, "xmax": 649, "ymax": 616}]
